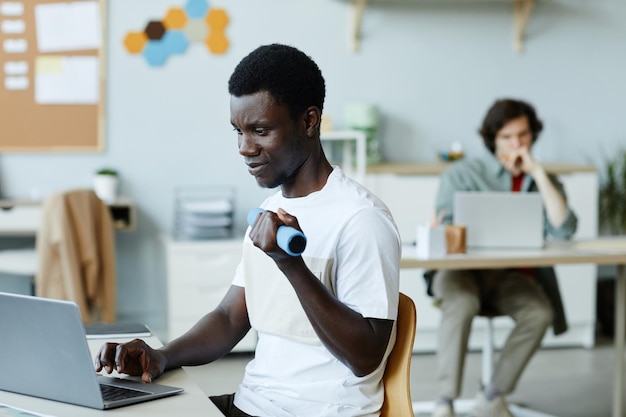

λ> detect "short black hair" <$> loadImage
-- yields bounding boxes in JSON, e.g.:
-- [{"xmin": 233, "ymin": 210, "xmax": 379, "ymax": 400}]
[
  {"xmin": 228, "ymin": 44, "xmax": 325, "ymax": 120},
  {"xmin": 479, "ymin": 98, "xmax": 544, "ymax": 154}
]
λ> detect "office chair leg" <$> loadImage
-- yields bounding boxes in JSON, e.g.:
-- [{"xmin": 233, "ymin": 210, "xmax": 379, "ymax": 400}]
[{"xmin": 482, "ymin": 317, "xmax": 495, "ymax": 387}]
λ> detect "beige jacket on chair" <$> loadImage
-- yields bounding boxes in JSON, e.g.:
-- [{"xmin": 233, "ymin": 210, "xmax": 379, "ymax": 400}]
[{"xmin": 35, "ymin": 189, "xmax": 116, "ymax": 323}]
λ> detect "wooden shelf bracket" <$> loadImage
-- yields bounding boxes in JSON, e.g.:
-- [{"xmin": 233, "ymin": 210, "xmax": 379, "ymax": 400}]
[
  {"xmin": 349, "ymin": 0, "xmax": 367, "ymax": 52},
  {"xmin": 346, "ymin": 0, "xmax": 536, "ymax": 53},
  {"xmin": 513, "ymin": 0, "xmax": 535, "ymax": 53}
]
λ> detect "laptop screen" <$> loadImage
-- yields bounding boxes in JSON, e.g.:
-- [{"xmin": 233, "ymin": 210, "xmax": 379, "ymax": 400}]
[
  {"xmin": 453, "ymin": 191, "xmax": 544, "ymax": 249},
  {"xmin": 0, "ymin": 292, "xmax": 183, "ymax": 410}
]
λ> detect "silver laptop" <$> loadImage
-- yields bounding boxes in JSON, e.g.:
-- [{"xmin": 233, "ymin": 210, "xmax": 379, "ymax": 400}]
[
  {"xmin": 453, "ymin": 191, "xmax": 544, "ymax": 249},
  {"xmin": 0, "ymin": 292, "xmax": 184, "ymax": 409}
]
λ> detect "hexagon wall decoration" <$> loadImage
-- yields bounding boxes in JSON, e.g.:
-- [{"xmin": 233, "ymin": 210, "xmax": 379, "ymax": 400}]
[
  {"xmin": 122, "ymin": 0, "xmax": 230, "ymax": 67},
  {"xmin": 184, "ymin": 19, "xmax": 208, "ymax": 43},
  {"xmin": 143, "ymin": 40, "xmax": 169, "ymax": 66},
  {"xmin": 123, "ymin": 32, "xmax": 148, "ymax": 54},
  {"xmin": 205, "ymin": 8, "xmax": 229, "ymax": 54},
  {"xmin": 162, "ymin": 31, "xmax": 189, "ymax": 55},
  {"xmin": 163, "ymin": 8, "xmax": 188, "ymax": 30},
  {"xmin": 184, "ymin": 0, "xmax": 209, "ymax": 19}
]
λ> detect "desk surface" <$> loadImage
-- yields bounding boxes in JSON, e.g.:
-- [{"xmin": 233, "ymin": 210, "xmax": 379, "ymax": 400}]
[
  {"xmin": 367, "ymin": 162, "xmax": 597, "ymax": 176},
  {"xmin": 401, "ymin": 237, "xmax": 626, "ymax": 270},
  {"xmin": 0, "ymin": 337, "xmax": 222, "ymax": 417}
]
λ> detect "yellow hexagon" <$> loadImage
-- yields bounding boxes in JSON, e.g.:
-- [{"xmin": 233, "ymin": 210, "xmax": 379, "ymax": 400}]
[
  {"xmin": 123, "ymin": 31, "xmax": 148, "ymax": 54},
  {"xmin": 163, "ymin": 7, "xmax": 188, "ymax": 29},
  {"xmin": 205, "ymin": 8, "xmax": 229, "ymax": 29},
  {"xmin": 205, "ymin": 34, "xmax": 229, "ymax": 54}
]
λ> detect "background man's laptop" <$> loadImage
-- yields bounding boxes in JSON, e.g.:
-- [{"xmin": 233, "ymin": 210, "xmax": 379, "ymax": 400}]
[
  {"xmin": 453, "ymin": 191, "xmax": 544, "ymax": 249},
  {"xmin": 0, "ymin": 292, "xmax": 183, "ymax": 409}
]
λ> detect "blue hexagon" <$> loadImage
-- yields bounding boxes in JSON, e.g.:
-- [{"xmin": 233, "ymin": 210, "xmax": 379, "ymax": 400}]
[
  {"xmin": 184, "ymin": 0, "xmax": 209, "ymax": 18},
  {"xmin": 143, "ymin": 40, "xmax": 170, "ymax": 67},
  {"xmin": 162, "ymin": 30, "xmax": 189, "ymax": 55}
]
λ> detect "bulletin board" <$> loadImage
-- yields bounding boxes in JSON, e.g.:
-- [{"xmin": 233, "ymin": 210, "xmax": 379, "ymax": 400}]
[{"xmin": 0, "ymin": 0, "xmax": 106, "ymax": 152}]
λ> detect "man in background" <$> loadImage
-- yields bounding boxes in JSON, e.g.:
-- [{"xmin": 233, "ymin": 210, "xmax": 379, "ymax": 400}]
[
  {"xmin": 96, "ymin": 43, "xmax": 401, "ymax": 417},
  {"xmin": 430, "ymin": 98, "xmax": 578, "ymax": 417}
]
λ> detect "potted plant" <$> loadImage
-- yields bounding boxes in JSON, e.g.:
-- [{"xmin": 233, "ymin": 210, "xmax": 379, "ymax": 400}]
[
  {"xmin": 597, "ymin": 150, "xmax": 625, "ymax": 337},
  {"xmin": 93, "ymin": 168, "xmax": 118, "ymax": 204},
  {"xmin": 599, "ymin": 151, "xmax": 626, "ymax": 235}
]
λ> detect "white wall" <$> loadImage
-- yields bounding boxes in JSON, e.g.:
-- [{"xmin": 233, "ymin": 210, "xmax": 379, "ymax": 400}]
[{"xmin": 1, "ymin": 0, "xmax": 624, "ymax": 332}]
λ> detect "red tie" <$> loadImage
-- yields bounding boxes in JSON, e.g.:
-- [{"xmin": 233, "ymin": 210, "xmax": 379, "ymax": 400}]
[
  {"xmin": 512, "ymin": 174, "xmax": 533, "ymax": 277},
  {"xmin": 512, "ymin": 173, "xmax": 524, "ymax": 192}
]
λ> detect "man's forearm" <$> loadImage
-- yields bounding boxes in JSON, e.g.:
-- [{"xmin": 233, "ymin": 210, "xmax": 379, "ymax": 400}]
[
  {"xmin": 531, "ymin": 165, "xmax": 568, "ymax": 227},
  {"xmin": 161, "ymin": 287, "xmax": 251, "ymax": 370}
]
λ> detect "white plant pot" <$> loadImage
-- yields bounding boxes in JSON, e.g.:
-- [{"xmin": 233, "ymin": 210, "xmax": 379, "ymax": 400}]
[{"xmin": 93, "ymin": 175, "xmax": 118, "ymax": 204}]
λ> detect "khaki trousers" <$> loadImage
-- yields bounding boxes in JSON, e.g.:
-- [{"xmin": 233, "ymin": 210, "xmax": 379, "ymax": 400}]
[{"xmin": 432, "ymin": 269, "xmax": 553, "ymax": 399}]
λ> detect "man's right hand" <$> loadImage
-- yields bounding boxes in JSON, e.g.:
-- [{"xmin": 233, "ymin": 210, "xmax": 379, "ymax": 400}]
[{"xmin": 94, "ymin": 338, "xmax": 166, "ymax": 383}]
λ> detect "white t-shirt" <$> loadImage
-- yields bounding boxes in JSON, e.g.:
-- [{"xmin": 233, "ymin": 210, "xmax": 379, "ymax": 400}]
[{"xmin": 232, "ymin": 167, "xmax": 401, "ymax": 417}]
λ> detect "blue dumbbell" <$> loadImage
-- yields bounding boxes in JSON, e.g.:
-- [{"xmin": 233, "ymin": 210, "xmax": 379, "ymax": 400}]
[{"xmin": 247, "ymin": 208, "xmax": 307, "ymax": 257}]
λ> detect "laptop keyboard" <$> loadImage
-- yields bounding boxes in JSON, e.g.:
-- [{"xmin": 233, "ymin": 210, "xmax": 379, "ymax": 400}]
[{"xmin": 100, "ymin": 383, "xmax": 148, "ymax": 401}]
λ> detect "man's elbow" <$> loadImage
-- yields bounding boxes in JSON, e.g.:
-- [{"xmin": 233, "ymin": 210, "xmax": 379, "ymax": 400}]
[
  {"xmin": 342, "ymin": 319, "xmax": 394, "ymax": 377},
  {"xmin": 347, "ymin": 355, "xmax": 385, "ymax": 378}
]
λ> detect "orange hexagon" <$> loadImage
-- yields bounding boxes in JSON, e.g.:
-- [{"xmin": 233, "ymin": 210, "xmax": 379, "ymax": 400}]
[
  {"xmin": 163, "ymin": 7, "xmax": 188, "ymax": 29},
  {"xmin": 205, "ymin": 8, "xmax": 229, "ymax": 29},
  {"xmin": 123, "ymin": 31, "xmax": 148, "ymax": 54},
  {"xmin": 205, "ymin": 33, "xmax": 229, "ymax": 54}
]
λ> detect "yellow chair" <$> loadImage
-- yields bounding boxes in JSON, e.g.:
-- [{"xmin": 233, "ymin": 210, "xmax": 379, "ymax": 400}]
[{"xmin": 381, "ymin": 292, "xmax": 417, "ymax": 417}]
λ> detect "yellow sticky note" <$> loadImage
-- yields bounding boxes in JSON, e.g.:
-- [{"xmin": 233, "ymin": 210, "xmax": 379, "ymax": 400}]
[{"xmin": 35, "ymin": 55, "xmax": 63, "ymax": 74}]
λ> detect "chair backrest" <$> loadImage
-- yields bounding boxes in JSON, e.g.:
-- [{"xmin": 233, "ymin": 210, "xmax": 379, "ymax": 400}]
[{"xmin": 381, "ymin": 292, "xmax": 417, "ymax": 417}]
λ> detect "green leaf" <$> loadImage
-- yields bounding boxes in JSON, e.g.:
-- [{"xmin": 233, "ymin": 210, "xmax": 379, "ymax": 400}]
[
  {"xmin": 600, "ymin": 151, "xmax": 626, "ymax": 234},
  {"xmin": 96, "ymin": 168, "xmax": 118, "ymax": 176}
]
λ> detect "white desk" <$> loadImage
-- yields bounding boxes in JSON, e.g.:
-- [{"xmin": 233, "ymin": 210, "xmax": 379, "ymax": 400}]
[
  {"xmin": 0, "ymin": 337, "xmax": 222, "ymax": 416},
  {"xmin": 366, "ymin": 164, "xmax": 599, "ymax": 352},
  {"xmin": 401, "ymin": 238, "xmax": 626, "ymax": 417}
]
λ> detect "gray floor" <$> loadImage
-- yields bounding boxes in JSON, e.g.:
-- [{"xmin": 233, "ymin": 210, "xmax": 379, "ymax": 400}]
[{"xmin": 184, "ymin": 337, "xmax": 619, "ymax": 417}]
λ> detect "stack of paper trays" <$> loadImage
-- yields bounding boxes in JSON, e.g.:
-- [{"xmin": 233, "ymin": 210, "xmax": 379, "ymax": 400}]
[{"xmin": 174, "ymin": 187, "xmax": 234, "ymax": 240}]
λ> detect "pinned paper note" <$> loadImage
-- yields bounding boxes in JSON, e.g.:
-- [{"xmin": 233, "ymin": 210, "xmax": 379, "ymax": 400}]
[
  {"xmin": 0, "ymin": 2, "xmax": 24, "ymax": 16},
  {"xmin": 1, "ymin": 19, "xmax": 25, "ymax": 34},
  {"xmin": 3, "ymin": 38, "xmax": 27, "ymax": 53},
  {"xmin": 4, "ymin": 75, "xmax": 29, "ymax": 90},
  {"xmin": 34, "ymin": 55, "xmax": 63, "ymax": 73},
  {"xmin": 34, "ymin": 1, "xmax": 101, "ymax": 52},
  {"xmin": 4, "ymin": 61, "xmax": 28, "ymax": 75},
  {"xmin": 35, "ymin": 55, "xmax": 99, "ymax": 104}
]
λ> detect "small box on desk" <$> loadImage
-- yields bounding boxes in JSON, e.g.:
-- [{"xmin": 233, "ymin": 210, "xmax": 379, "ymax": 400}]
[
  {"xmin": 416, "ymin": 225, "xmax": 446, "ymax": 258},
  {"xmin": 416, "ymin": 224, "xmax": 466, "ymax": 258}
]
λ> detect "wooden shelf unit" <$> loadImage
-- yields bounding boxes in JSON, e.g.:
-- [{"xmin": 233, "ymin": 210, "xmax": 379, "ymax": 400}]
[{"xmin": 344, "ymin": 0, "xmax": 536, "ymax": 53}]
